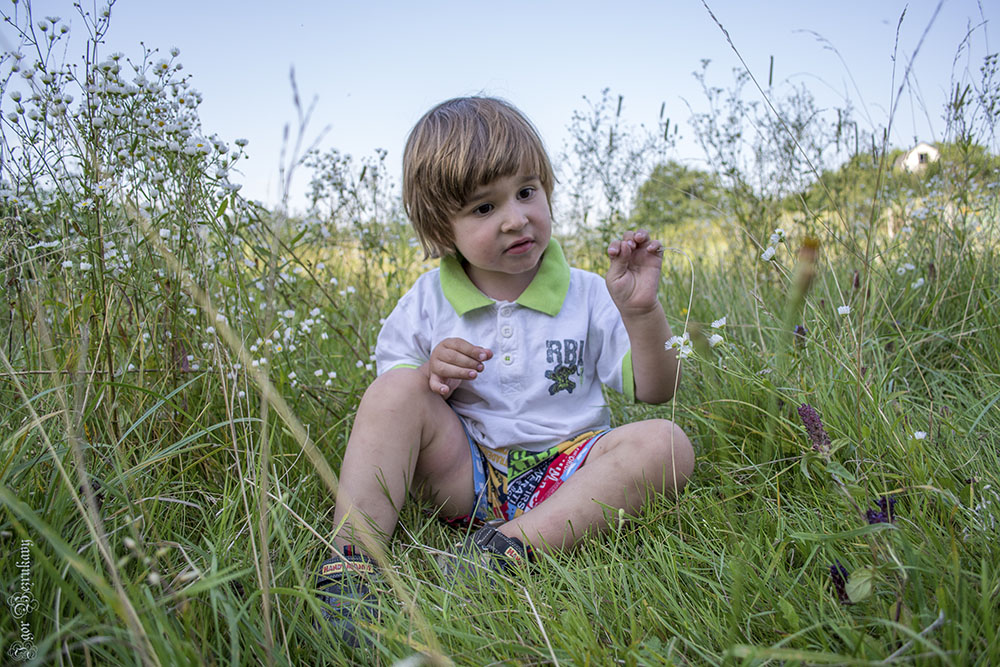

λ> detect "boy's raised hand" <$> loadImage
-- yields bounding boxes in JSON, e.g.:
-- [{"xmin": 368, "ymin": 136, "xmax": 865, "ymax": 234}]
[
  {"xmin": 606, "ymin": 229, "xmax": 664, "ymax": 315},
  {"xmin": 424, "ymin": 337, "xmax": 493, "ymax": 398}
]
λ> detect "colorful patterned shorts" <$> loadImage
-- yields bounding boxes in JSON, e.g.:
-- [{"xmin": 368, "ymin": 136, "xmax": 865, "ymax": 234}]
[{"xmin": 449, "ymin": 427, "xmax": 609, "ymax": 525}]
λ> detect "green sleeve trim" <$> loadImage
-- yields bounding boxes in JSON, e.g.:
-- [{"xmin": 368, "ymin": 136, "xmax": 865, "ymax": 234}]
[
  {"xmin": 387, "ymin": 363, "xmax": 420, "ymax": 372},
  {"xmin": 622, "ymin": 349, "xmax": 635, "ymax": 403}
]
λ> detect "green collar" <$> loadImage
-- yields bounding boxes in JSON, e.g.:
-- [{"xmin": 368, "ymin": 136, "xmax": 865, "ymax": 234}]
[{"xmin": 439, "ymin": 238, "xmax": 571, "ymax": 316}]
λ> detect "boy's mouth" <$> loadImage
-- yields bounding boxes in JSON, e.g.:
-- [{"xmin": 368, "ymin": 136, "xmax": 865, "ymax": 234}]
[{"xmin": 505, "ymin": 237, "xmax": 534, "ymax": 255}]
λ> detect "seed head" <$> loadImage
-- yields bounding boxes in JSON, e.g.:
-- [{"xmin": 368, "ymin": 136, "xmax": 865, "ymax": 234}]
[{"xmin": 797, "ymin": 403, "xmax": 831, "ymax": 454}]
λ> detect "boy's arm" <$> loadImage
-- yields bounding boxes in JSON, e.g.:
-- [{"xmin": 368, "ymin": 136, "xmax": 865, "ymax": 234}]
[{"xmin": 606, "ymin": 229, "xmax": 680, "ymax": 404}]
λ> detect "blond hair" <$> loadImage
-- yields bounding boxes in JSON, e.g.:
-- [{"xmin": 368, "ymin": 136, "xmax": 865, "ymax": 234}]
[{"xmin": 402, "ymin": 97, "xmax": 555, "ymax": 258}]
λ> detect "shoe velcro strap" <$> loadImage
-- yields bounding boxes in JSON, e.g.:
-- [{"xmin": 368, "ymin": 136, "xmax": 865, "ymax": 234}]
[
  {"xmin": 474, "ymin": 526, "xmax": 527, "ymax": 566},
  {"xmin": 320, "ymin": 558, "xmax": 376, "ymax": 578}
]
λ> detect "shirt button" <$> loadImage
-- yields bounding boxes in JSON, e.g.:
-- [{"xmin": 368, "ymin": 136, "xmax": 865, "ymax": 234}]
[
  {"xmin": 502, "ymin": 354, "xmax": 514, "ymax": 365},
  {"xmin": 501, "ymin": 325, "xmax": 513, "ymax": 338},
  {"xmin": 499, "ymin": 306, "xmax": 513, "ymax": 317}
]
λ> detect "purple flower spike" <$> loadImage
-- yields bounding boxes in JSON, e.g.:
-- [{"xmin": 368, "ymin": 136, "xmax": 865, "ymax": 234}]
[
  {"xmin": 798, "ymin": 403, "xmax": 831, "ymax": 454},
  {"xmin": 829, "ymin": 561, "xmax": 851, "ymax": 604},
  {"xmin": 867, "ymin": 495, "xmax": 897, "ymax": 524}
]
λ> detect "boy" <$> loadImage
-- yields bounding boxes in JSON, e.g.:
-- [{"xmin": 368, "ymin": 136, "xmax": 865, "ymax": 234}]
[{"xmin": 317, "ymin": 97, "xmax": 694, "ymax": 645}]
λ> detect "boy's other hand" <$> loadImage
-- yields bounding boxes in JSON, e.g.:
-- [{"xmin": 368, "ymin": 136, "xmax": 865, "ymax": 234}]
[
  {"xmin": 425, "ymin": 337, "xmax": 493, "ymax": 398},
  {"xmin": 606, "ymin": 229, "xmax": 664, "ymax": 315}
]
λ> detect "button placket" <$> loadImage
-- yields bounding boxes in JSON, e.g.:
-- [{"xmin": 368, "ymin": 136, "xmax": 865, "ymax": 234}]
[{"xmin": 497, "ymin": 304, "xmax": 519, "ymax": 387}]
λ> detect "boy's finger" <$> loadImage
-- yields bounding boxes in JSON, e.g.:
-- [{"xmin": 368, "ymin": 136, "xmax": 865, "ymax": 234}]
[
  {"xmin": 428, "ymin": 375, "xmax": 455, "ymax": 396},
  {"xmin": 442, "ymin": 337, "xmax": 491, "ymax": 362},
  {"xmin": 432, "ymin": 358, "xmax": 482, "ymax": 380},
  {"xmin": 436, "ymin": 346, "xmax": 486, "ymax": 370}
]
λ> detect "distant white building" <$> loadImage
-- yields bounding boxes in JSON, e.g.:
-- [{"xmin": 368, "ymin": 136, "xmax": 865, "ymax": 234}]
[{"xmin": 896, "ymin": 142, "xmax": 940, "ymax": 173}]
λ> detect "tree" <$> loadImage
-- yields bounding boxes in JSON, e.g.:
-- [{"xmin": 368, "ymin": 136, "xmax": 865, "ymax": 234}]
[{"xmin": 629, "ymin": 160, "xmax": 722, "ymax": 229}]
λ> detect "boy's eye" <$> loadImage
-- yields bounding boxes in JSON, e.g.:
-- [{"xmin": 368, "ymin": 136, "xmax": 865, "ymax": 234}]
[
  {"xmin": 518, "ymin": 187, "xmax": 535, "ymax": 199},
  {"xmin": 474, "ymin": 203, "xmax": 493, "ymax": 215}
]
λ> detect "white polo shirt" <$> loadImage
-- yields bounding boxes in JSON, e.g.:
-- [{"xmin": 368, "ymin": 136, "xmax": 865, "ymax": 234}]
[{"xmin": 375, "ymin": 239, "xmax": 634, "ymax": 455}]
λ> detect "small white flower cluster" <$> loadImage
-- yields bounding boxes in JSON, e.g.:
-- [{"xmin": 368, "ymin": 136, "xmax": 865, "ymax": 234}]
[
  {"xmin": 707, "ymin": 315, "xmax": 726, "ymax": 348},
  {"xmin": 760, "ymin": 228, "xmax": 785, "ymax": 262},
  {"xmin": 837, "ymin": 305, "xmax": 851, "ymax": 316},
  {"xmin": 895, "ymin": 260, "xmax": 925, "ymax": 289},
  {"xmin": 665, "ymin": 315, "xmax": 728, "ymax": 360},
  {"xmin": 963, "ymin": 483, "xmax": 999, "ymax": 539},
  {"xmin": 666, "ymin": 332, "xmax": 692, "ymax": 359}
]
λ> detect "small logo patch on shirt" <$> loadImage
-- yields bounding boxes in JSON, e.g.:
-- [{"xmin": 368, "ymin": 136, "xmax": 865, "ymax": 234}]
[{"xmin": 544, "ymin": 339, "xmax": 584, "ymax": 395}]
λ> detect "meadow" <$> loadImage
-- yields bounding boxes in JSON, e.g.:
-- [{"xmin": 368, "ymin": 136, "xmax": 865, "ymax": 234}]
[{"xmin": 1, "ymin": 2, "xmax": 999, "ymax": 665}]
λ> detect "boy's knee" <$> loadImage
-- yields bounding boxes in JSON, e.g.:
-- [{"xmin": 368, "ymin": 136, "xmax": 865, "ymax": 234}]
[
  {"xmin": 643, "ymin": 419, "xmax": 694, "ymax": 483},
  {"xmin": 361, "ymin": 367, "xmax": 433, "ymax": 406}
]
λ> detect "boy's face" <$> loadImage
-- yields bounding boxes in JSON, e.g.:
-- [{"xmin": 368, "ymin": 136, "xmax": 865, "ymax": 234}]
[{"xmin": 449, "ymin": 170, "xmax": 552, "ymax": 299}]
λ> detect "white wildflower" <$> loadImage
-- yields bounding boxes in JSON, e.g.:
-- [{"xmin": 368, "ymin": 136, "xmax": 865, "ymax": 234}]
[
  {"xmin": 912, "ymin": 431, "xmax": 928, "ymax": 440},
  {"xmin": 710, "ymin": 316, "xmax": 726, "ymax": 329},
  {"xmin": 666, "ymin": 332, "xmax": 693, "ymax": 359},
  {"xmin": 837, "ymin": 305, "xmax": 851, "ymax": 316},
  {"xmin": 708, "ymin": 333, "xmax": 724, "ymax": 348},
  {"xmin": 760, "ymin": 246, "xmax": 776, "ymax": 262},
  {"xmin": 911, "ymin": 277, "xmax": 925, "ymax": 289},
  {"xmin": 768, "ymin": 228, "xmax": 786, "ymax": 245}
]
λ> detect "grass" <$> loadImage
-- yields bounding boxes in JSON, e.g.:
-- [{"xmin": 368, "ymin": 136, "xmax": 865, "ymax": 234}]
[{"xmin": 2, "ymin": 2, "xmax": 1000, "ymax": 665}]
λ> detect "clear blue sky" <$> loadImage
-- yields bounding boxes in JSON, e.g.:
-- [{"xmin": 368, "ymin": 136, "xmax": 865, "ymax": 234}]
[{"xmin": 6, "ymin": 1, "xmax": 997, "ymax": 210}]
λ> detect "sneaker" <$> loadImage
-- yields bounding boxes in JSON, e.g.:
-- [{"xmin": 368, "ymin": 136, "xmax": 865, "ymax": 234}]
[
  {"xmin": 437, "ymin": 523, "xmax": 531, "ymax": 580},
  {"xmin": 315, "ymin": 546, "xmax": 380, "ymax": 647}
]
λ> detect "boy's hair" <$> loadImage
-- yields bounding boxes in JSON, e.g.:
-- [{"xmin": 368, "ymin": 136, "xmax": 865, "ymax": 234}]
[{"xmin": 402, "ymin": 97, "xmax": 555, "ymax": 258}]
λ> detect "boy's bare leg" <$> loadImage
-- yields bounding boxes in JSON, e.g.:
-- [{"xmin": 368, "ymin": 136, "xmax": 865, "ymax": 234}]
[
  {"xmin": 497, "ymin": 419, "xmax": 694, "ymax": 552},
  {"xmin": 331, "ymin": 367, "xmax": 474, "ymax": 554}
]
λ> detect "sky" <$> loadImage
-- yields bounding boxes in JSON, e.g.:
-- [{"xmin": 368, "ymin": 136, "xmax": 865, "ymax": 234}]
[{"xmin": 3, "ymin": 0, "xmax": 997, "ymax": 211}]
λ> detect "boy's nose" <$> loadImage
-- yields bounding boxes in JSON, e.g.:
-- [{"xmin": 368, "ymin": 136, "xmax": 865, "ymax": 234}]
[{"xmin": 500, "ymin": 204, "xmax": 529, "ymax": 232}]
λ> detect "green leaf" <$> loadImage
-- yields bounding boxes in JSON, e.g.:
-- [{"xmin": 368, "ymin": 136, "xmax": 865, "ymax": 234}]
[
  {"xmin": 778, "ymin": 597, "xmax": 800, "ymax": 631},
  {"xmin": 846, "ymin": 566, "xmax": 876, "ymax": 603},
  {"xmin": 790, "ymin": 522, "xmax": 894, "ymax": 542},
  {"xmin": 826, "ymin": 460, "xmax": 856, "ymax": 483},
  {"xmin": 799, "ymin": 452, "xmax": 813, "ymax": 480}
]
